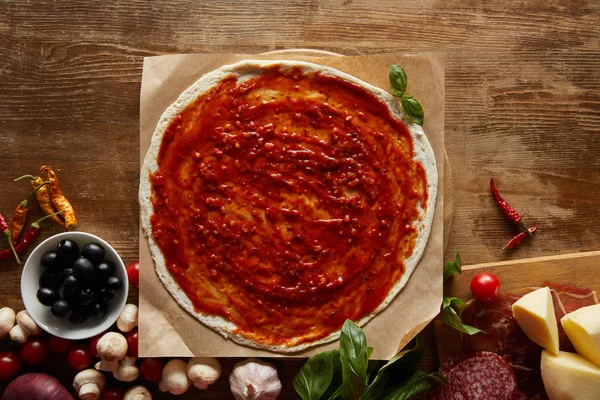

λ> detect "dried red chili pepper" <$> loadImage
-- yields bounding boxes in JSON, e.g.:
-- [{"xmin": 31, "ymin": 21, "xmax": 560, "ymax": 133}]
[
  {"xmin": 0, "ymin": 211, "xmax": 64, "ymax": 260},
  {"xmin": 504, "ymin": 227, "xmax": 536, "ymax": 250},
  {"xmin": 40, "ymin": 166, "xmax": 78, "ymax": 231},
  {"xmin": 490, "ymin": 178, "xmax": 531, "ymax": 234},
  {"xmin": 14, "ymin": 175, "xmax": 66, "ymax": 228},
  {"xmin": 10, "ymin": 182, "xmax": 49, "ymax": 244},
  {"xmin": 0, "ymin": 213, "xmax": 20, "ymax": 263}
]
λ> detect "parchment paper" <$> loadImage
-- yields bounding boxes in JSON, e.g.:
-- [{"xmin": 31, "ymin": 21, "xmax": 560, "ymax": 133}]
[{"xmin": 139, "ymin": 52, "xmax": 445, "ymax": 359}]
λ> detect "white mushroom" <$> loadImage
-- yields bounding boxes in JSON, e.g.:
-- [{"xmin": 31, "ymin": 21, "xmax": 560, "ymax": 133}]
[
  {"xmin": 0, "ymin": 307, "xmax": 16, "ymax": 339},
  {"xmin": 113, "ymin": 356, "xmax": 140, "ymax": 382},
  {"xmin": 159, "ymin": 359, "xmax": 191, "ymax": 395},
  {"xmin": 9, "ymin": 310, "xmax": 41, "ymax": 343},
  {"xmin": 73, "ymin": 368, "xmax": 106, "ymax": 400},
  {"xmin": 94, "ymin": 332, "xmax": 128, "ymax": 372},
  {"xmin": 116, "ymin": 304, "xmax": 138, "ymax": 333},
  {"xmin": 124, "ymin": 385, "xmax": 152, "ymax": 400},
  {"xmin": 229, "ymin": 358, "xmax": 282, "ymax": 400},
  {"xmin": 187, "ymin": 357, "xmax": 222, "ymax": 389}
]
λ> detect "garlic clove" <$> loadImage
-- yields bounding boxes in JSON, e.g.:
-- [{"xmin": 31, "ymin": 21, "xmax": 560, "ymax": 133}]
[{"xmin": 229, "ymin": 358, "xmax": 282, "ymax": 400}]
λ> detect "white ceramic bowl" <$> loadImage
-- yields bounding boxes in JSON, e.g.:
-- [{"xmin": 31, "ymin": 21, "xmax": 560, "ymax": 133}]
[{"xmin": 21, "ymin": 231, "xmax": 128, "ymax": 340}]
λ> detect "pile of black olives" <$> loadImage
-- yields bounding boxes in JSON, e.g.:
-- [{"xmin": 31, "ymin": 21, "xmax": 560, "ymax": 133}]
[{"xmin": 36, "ymin": 239, "xmax": 123, "ymax": 324}]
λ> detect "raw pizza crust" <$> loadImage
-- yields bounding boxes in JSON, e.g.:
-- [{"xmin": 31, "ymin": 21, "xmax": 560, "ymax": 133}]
[{"xmin": 139, "ymin": 59, "xmax": 438, "ymax": 352}]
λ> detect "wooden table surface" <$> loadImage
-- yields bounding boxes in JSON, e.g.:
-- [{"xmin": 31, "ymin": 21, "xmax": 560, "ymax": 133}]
[{"xmin": 1, "ymin": 0, "xmax": 598, "ymax": 398}]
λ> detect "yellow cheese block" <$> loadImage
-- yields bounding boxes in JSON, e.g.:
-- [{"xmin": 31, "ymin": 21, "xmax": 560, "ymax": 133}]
[
  {"xmin": 512, "ymin": 287, "xmax": 559, "ymax": 354},
  {"xmin": 541, "ymin": 350, "xmax": 600, "ymax": 400},
  {"xmin": 561, "ymin": 303, "xmax": 600, "ymax": 368}
]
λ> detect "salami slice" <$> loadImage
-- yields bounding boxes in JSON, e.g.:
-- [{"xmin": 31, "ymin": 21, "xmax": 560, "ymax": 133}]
[{"xmin": 430, "ymin": 351, "xmax": 517, "ymax": 400}]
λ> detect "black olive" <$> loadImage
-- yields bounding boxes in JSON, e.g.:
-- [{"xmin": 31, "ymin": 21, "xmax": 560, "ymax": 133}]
[
  {"xmin": 39, "ymin": 271, "xmax": 59, "ymax": 289},
  {"xmin": 58, "ymin": 267, "xmax": 75, "ymax": 283},
  {"xmin": 56, "ymin": 239, "xmax": 80, "ymax": 263},
  {"xmin": 88, "ymin": 302, "xmax": 107, "ymax": 319},
  {"xmin": 95, "ymin": 261, "xmax": 115, "ymax": 281},
  {"xmin": 36, "ymin": 288, "xmax": 59, "ymax": 306},
  {"xmin": 40, "ymin": 251, "xmax": 60, "ymax": 271},
  {"xmin": 63, "ymin": 274, "xmax": 78, "ymax": 290},
  {"xmin": 73, "ymin": 257, "xmax": 95, "ymax": 281},
  {"xmin": 81, "ymin": 243, "xmax": 105, "ymax": 265},
  {"xmin": 51, "ymin": 299, "xmax": 72, "ymax": 318},
  {"xmin": 77, "ymin": 288, "xmax": 94, "ymax": 306},
  {"xmin": 68, "ymin": 307, "xmax": 88, "ymax": 324},
  {"xmin": 106, "ymin": 276, "xmax": 123, "ymax": 294},
  {"xmin": 96, "ymin": 287, "xmax": 115, "ymax": 303}
]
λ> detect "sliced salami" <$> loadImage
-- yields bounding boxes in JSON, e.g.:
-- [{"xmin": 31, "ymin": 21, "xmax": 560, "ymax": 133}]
[
  {"xmin": 430, "ymin": 351, "xmax": 516, "ymax": 400},
  {"xmin": 439, "ymin": 353, "xmax": 465, "ymax": 376}
]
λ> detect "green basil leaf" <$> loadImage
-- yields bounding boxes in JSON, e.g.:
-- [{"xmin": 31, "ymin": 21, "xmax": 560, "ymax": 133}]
[
  {"xmin": 381, "ymin": 371, "xmax": 446, "ymax": 400},
  {"xmin": 361, "ymin": 336, "xmax": 424, "ymax": 399},
  {"xmin": 441, "ymin": 304, "xmax": 485, "ymax": 335},
  {"xmin": 294, "ymin": 350, "xmax": 340, "ymax": 400},
  {"xmin": 328, "ymin": 386, "xmax": 344, "ymax": 400},
  {"xmin": 340, "ymin": 320, "xmax": 368, "ymax": 400},
  {"xmin": 443, "ymin": 251, "xmax": 462, "ymax": 281},
  {"xmin": 442, "ymin": 296, "xmax": 466, "ymax": 310},
  {"xmin": 389, "ymin": 65, "xmax": 407, "ymax": 97},
  {"xmin": 401, "ymin": 95, "xmax": 424, "ymax": 126}
]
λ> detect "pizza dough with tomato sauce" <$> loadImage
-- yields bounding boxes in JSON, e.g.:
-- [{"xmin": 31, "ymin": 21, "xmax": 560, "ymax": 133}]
[{"xmin": 139, "ymin": 60, "xmax": 438, "ymax": 352}]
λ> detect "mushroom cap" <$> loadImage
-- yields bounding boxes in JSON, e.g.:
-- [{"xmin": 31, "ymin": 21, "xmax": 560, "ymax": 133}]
[
  {"xmin": 73, "ymin": 368, "xmax": 106, "ymax": 391},
  {"xmin": 160, "ymin": 359, "xmax": 191, "ymax": 395},
  {"xmin": 97, "ymin": 332, "xmax": 128, "ymax": 360},
  {"xmin": 16, "ymin": 310, "xmax": 40, "ymax": 334},
  {"xmin": 187, "ymin": 357, "xmax": 222, "ymax": 383}
]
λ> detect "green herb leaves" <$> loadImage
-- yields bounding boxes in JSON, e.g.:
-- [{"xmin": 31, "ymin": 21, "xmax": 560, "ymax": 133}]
[
  {"xmin": 441, "ymin": 297, "xmax": 485, "ymax": 335},
  {"xmin": 389, "ymin": 65, "xmax": 424, "ymax": 126},
  {"xmin": 441, "ymin": 251, "xmax": 485, "ymax": 335},
  {"xmin": 294, "ymin": 320, "xmax": 444, "ymax": 400},
  {"xmin": 340, "ymin": 320, "xmax": 369, "ymax": 400},
  {"xmin": 443, "ymin": 251, "xmax": 462, "ymax": 281}
]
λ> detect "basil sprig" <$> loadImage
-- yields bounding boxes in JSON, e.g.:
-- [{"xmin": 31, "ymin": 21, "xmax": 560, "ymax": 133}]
[
  {"xmin": 441, "ymin": 251, "xmax": 485, "ymax": 335},
  {"xmin": 294, "ymin": 320, "xmax": 444, "ymax": 400},
  {"xmin": 389, "ymin": 65, "xmax": 424, "ymax": 126}
]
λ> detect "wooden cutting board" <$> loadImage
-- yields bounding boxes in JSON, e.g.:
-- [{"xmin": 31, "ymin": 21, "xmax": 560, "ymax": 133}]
[{"xmin": 435, "ymin": 250, "xmax": 600, "ymax": 363}]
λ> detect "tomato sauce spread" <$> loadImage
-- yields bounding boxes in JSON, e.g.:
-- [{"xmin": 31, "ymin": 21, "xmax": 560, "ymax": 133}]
[{"xmin": 150, "ymin": 65, "xmax": 429, "ymax": 347}]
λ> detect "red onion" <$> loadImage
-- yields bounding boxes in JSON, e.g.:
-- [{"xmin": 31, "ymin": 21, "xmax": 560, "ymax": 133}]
[{"xmin": 1, "ymin": 373, "xmax": 74, "ymax": 400}]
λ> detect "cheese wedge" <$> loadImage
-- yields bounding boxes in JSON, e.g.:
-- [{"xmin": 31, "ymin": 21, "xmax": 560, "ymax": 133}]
[
  {"xmin": 561, "ymin": 303, "xmax": 600, "ymax": 368},
  {"xmin": 541, "ymin": 350, "xmax": 600, "ymax": 400},
  {"xmin": 511, "ymin": 287, "xmax": 559, "ymax": 354}
]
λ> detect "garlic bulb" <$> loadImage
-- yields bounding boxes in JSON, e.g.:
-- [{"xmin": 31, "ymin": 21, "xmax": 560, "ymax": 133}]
[{"xmin": 229, "ymin": 358, "xmax": 282, "ymax": 400}]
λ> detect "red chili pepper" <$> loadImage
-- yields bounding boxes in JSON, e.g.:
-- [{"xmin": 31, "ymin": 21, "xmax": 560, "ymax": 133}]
[
  {"xmin": 0, "ymin": 210, "xmax": 64, "ymax": 260},
  {"xmin": 490, "ymin": 178, "xmax": 531, "ymax": 234},
  {"xmin": 504, "ymin": 227, "xmax": 536, "ymax": 249},
  {"xmin": 0, "ymin": 213, "xmax": 20, "ymax": 263}
]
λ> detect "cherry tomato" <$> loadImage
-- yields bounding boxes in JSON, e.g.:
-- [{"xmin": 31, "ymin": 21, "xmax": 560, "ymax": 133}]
[
  {"xmin": 470, "ymin": 272, "xmax": 501, "ymax": 303},
  {"xmin": 126, "ymin": 261, "xmax": 140, "ymax": 288},
  {"xmin": 126, "ymin": 328, "xmax": 138, "ymax": 357},
  {"xmin": 99, "ymin": 385, "xmax": 124, "ymax": 400},
  {"xmin": 140, "ymin": 357, "xmax": 165, "ymax": 382},
  {"xmin": 20, "ymin": 337, "xmax": 50, "ymax": 365},
  {"xmin": 0, "ymin": 352, "xmax": 21, "ymax": 381},
  {"xmin": 89, "ymin": 333, "xmax": 103, "ymax": 358},
  {"xmin": 67, "ymin": 343, "xmax": 93, "ymax": 370},
  {"xmin": 48, "ymin": 336, "xmax": 73, "ymax": 353}
]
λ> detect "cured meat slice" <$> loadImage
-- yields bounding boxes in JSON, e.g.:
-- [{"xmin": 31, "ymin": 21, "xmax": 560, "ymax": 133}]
[{"xmin": 430, "ymin": 351, "xmax": 517, "ymax": 400}]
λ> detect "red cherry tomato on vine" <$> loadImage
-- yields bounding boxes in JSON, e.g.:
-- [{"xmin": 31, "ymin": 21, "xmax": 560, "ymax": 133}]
[
  {"xmin": 126, "ymin": 328, "xmax": 138, "ymax": 357},
  {"xmin": 89, "ymin": 333, "xmax": 103, "ymax": 358},
  {"xmin": 67, "ymin": 343, "xmax": 93, "ymax": 370},
  {"xmin": 99, "ymin": 386, "xmax": 124, "ymax": 400},
  {"xmin": 20, "ymin": 337, "xmax": 50, "ymax": 365},
  {"xmin": 470, "ymin": 272, "xmax": 500, "ymax": 303},
  {"xmin": 0, "ymin": 352, "xmax": 21, "ymax": 381},
  {"xmin": 140, "ymin": 357, "xmax": 165, "ymax": 382},
  {"xmin": 126, "ymin": 261, "xmax": 140, "ymax": 288},
  {"xmin": 48, "ymin": 336, "xmax": 73, "ymax": 353}
]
